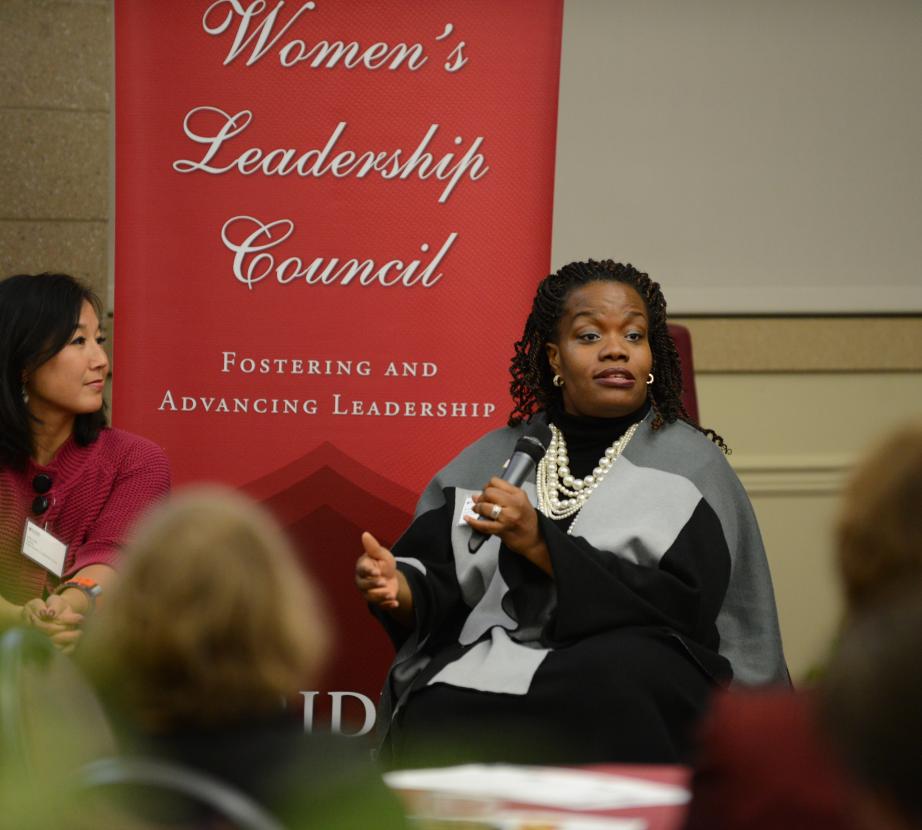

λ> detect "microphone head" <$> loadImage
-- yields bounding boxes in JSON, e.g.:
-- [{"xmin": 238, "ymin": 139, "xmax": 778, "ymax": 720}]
[{"xmin": 513, "ymin": 421, "xmax": 552, "ymax": 464}]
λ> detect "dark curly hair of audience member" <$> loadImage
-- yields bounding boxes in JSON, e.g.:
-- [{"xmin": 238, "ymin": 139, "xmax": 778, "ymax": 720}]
[{"xmin": 508, "ymin": 259, "xmax": 728, "ymax": 452}]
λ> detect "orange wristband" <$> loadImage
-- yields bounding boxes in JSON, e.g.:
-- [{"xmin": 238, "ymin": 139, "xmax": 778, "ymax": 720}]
[{"xmin": 54, "ymin": 577, "xmax": 101, "ymax": 610}]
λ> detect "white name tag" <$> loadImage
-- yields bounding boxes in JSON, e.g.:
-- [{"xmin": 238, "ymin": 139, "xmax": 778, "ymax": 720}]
[
  {"xmin": 21, "ymin": 519, "xmax": 68, "ymax": 577},
  {"xmin": 458, "ymin": 495, "xmax": 481, "ymax": 525}
]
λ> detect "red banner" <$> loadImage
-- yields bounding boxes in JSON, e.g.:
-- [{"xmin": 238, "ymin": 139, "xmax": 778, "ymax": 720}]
[{"xmin": 114, "ymin": 0, "xmax": 562, "ymax": 722}]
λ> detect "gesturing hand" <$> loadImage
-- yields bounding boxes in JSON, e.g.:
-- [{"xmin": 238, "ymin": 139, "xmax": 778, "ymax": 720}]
[{"xmin": 355, "ymin": 531, "xmax": 400, "ymax": 610}]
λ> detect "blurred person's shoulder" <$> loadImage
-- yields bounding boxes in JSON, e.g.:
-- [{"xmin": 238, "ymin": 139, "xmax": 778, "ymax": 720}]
[{"xmin": 685, "ymin": 689, "xmax": 853, "ymax": 830}]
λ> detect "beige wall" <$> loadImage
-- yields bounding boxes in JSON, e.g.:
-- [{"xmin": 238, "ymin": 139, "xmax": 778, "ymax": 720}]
[
  {"xmin": 695, "ymin": 370, "xmax": 922, "ymax": 680},
  {"xmin": 553, "ymin": 0, "xmax": 922, "ymax": 314},
  {"xmin": 0, "ymin": 0, "xmax": 110, "ymax": 303},
  {"xmin": 2, "ymin": 1, "xmax": 919, "ymax": 683}
]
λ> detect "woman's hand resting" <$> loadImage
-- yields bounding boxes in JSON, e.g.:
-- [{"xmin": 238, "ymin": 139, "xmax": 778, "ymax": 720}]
[{"xmin": 21, "ymin": 595, "xmax": 84, "ymax": 654}]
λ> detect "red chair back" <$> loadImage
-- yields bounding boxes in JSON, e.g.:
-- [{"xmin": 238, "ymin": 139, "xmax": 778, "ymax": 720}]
[{"xmin": 667, "ymin": 323, "xmax": 699, "ymax": 424}]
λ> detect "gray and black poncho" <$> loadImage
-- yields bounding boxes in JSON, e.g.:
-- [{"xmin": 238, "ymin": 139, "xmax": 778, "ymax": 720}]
[{"xmin": 374, "ymin": 409, "xmax": 788, "ymax": 764}]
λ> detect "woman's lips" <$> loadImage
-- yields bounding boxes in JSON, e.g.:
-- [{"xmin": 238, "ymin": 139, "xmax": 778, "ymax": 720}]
[{"xmin": 593, "ymin": 369, "xmax": 635, "ymax": 388}]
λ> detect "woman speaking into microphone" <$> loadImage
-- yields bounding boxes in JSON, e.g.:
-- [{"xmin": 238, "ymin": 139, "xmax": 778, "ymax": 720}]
[
  {"xmin": 0, "ymin": 273, "xmax": 170, "ymax": 651},
  {"xmin": 356, "ymin": 260, "xmax": 787, "ymax": 765}
]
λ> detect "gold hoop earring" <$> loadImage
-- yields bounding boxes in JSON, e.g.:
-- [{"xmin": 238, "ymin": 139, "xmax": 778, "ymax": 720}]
[
  {"xmin": 646, "ymin": 373, "xmax": 654, "ymax": 385},
  {"xmin": 552, "ymin": 374, "xmax": 565, "ymax": 387}
]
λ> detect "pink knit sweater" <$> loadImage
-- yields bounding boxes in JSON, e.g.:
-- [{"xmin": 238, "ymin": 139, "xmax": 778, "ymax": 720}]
[{"xmin": 0, "ymin": 428, "xmax": 171, "ymax": 605}]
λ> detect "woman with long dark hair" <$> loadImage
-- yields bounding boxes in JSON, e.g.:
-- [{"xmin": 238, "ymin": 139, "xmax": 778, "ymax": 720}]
[
  {"xmin": 0, "ymin": 273, "xmax": 170, "ymax": 650},
  {"xmin": 357, "ymin": 259, "xmax": 787, "ymax": 765}
]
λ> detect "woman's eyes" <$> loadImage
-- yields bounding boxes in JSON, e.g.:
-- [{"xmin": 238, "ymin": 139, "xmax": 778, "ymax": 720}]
[
  {"xmin": 69, "ymin": 335, "xmax": 107, "ymax": 345},
  {"xmin": 575, "ymin": 330, "xmax": 646, "ymax": 343}
]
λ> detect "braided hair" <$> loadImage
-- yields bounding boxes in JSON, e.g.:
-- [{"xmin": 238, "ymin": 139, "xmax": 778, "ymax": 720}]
[{"xmin": 508, "ymin": 259, "xmax": 728, "ymax": 453}]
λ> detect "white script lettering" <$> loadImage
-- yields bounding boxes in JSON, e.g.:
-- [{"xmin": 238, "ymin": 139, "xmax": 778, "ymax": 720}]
[
  {"xmin": 221, "ymin": 215, "xmax": 458, "ymax": 290},
  {"xmin": 173, "ymin": 108, "xmax": 488, "ymax": 204},
  {"xmin": 203, "ymin": 1, "xmax": 428, "ymax": 71}
]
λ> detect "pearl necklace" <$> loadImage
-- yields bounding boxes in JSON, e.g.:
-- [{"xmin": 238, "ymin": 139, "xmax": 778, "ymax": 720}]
[{"xmin": 536, "ymin": 421, "xmax": 640, "ymax": 524}]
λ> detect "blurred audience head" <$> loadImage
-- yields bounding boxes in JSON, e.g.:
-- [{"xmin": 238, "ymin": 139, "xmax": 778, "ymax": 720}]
[
  {"xmin": 685, "ymin": 419, "xmax": 922, "ymax": 830},
  {"xmin": 819, "ymin": 420, "xmax": 922, "ymax": 829},
  {"xmin": 81, "ymin": 485, "xmax": 330, "ymax": 731},
  {"xmin": 836, "ymin": 419, "xmax": 922, "ymax": 616},
  {"xmin": 820, "ymin": 590, "xmax": 922, "ymax": 830}
]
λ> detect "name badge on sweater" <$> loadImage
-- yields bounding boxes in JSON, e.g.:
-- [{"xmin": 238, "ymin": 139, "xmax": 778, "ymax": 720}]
[{"xmin": 21, "ymin": 519, "xmax": 67, "ymax": 577}]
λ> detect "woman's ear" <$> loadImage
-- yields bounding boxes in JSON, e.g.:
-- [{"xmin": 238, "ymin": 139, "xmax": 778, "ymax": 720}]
[{"xmin": 545, "ymin": 342, "xmax": 561, "ymax": 376}]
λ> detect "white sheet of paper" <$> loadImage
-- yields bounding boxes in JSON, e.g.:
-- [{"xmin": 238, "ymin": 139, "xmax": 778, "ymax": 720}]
[
  {"xmin": 385, "ymin": 764, "xmax": 689, "ymax": 811},
  {"xmin": 494, "ymin": 810, "xmax": 647, "ymax": 829}
]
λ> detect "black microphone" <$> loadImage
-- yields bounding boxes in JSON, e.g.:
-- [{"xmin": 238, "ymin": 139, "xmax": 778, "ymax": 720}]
[{"xmin": 468, "ymin": 421, "xmax": 552, "ymax": 553}]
